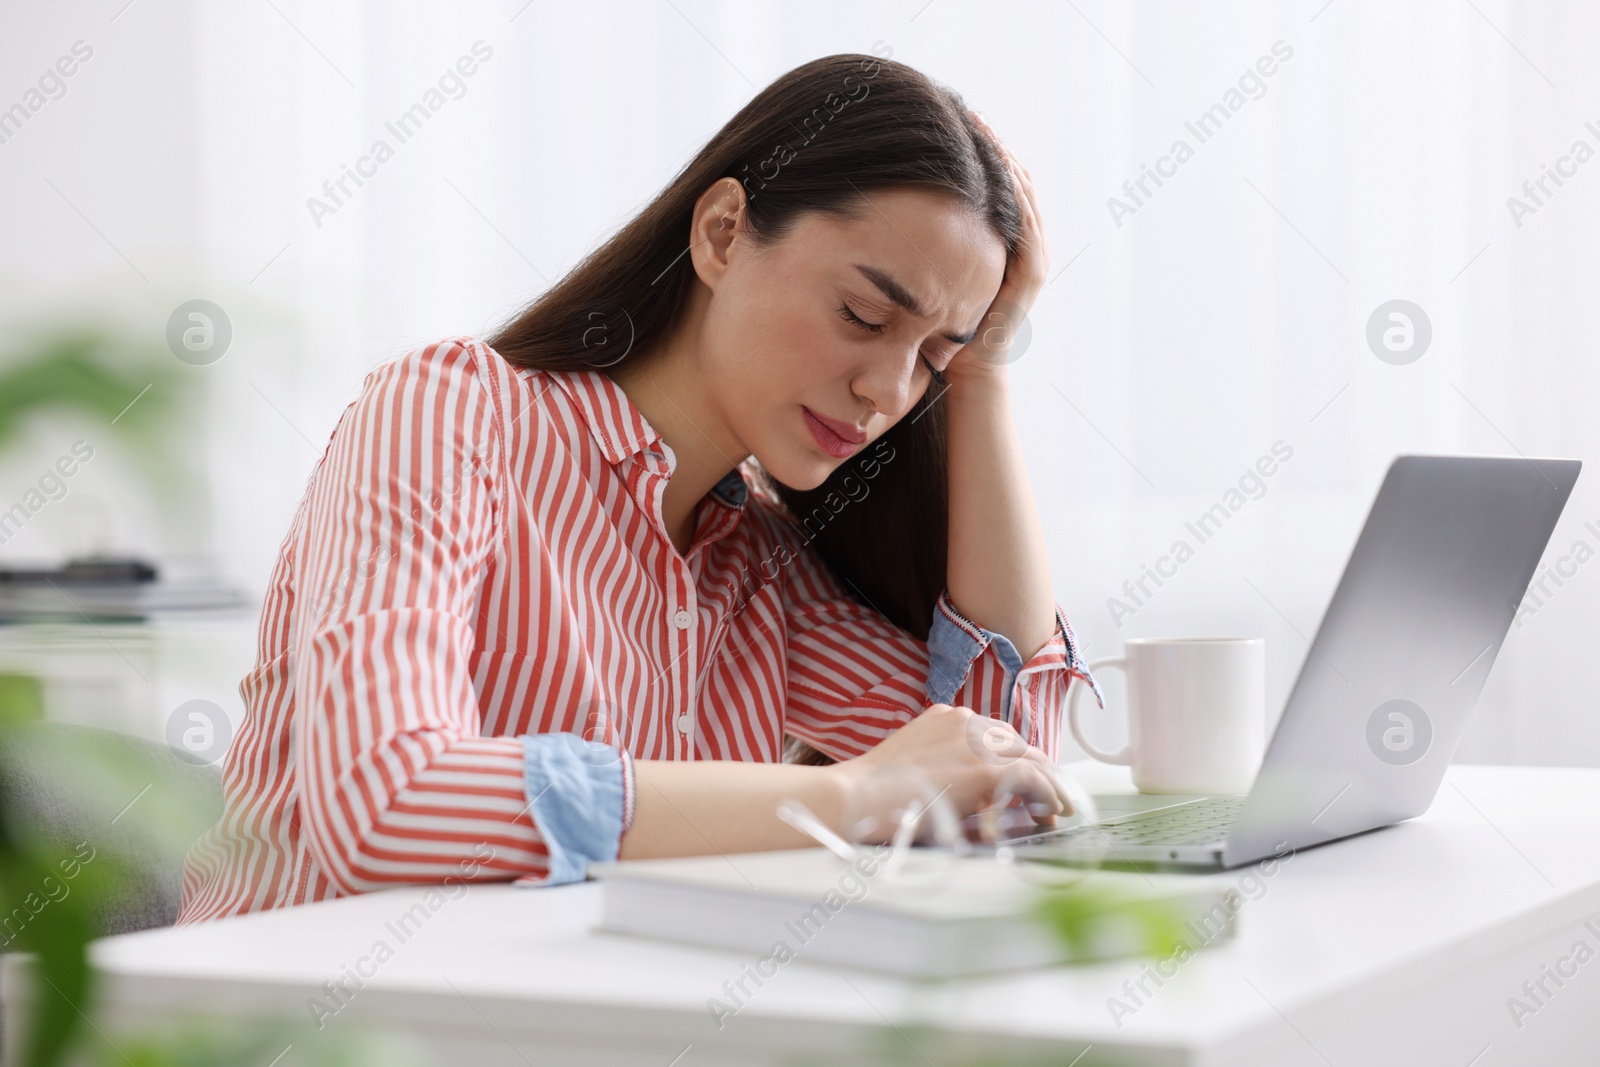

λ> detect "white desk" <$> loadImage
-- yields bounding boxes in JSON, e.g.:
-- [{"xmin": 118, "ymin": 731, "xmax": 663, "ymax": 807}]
[{"xmin": 8, "ymin": 765, "xmax": 1600, "ymax": 1066}]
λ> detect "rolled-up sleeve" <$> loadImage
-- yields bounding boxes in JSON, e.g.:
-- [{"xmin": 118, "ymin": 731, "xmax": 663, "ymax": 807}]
[
  {"xmin": 926, "ymin": 592, "xmax": 1103, "ymax": 759},
  {"xmin": 513, "ymin": 734, "xmax": 635, "ymax": 886},
  {"xmin": 779, "ymin": 528, "xmax": 1101, "ymax": 763}
]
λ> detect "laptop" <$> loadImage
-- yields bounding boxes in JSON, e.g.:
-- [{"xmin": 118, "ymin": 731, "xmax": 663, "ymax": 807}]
[{"xmin": 1012, "ymin": 454, "xmax": 1581, "ymax": 870}]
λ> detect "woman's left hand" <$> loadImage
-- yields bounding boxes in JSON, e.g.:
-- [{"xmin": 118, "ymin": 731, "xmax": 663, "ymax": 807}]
[{"xmin": 945, "ymin": 111, "xmax": 1050, "ymax": 384}]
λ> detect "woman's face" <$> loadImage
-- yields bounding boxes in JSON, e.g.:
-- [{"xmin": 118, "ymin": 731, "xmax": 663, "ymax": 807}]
[{"xmin": 696, "ymin": 184, "xmax": 1008, "ymax": 491}]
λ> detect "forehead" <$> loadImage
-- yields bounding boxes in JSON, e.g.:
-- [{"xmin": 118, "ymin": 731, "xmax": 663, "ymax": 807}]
[{"xmin": 781, "ymin": 189, "xmax": 1008, "ymax": 327}]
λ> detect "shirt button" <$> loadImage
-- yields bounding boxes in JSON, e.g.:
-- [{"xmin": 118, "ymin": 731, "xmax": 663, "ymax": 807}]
[
  {"xmin": 676, "ymin": 714, "xmax": 693, "ymax": 733},
  {"xmin": 672, "ymin": 609, "xmax": 692, "ymax": 630}
]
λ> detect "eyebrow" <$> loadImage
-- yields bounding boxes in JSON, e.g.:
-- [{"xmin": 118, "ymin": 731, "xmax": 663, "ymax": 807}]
[{"xmin": 852, "ymin": 263, "xmax": 978, "ymax": 347}]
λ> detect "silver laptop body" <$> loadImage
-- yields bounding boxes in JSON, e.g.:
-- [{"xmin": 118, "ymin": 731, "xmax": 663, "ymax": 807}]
[{"xmin": 1015, "ymin": 454, "xmax": 1581, "ymax": 870}]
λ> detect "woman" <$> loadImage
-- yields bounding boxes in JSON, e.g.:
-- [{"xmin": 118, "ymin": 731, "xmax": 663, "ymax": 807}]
[{"xmin": 178, "ymin": 53, "xmax": 1101, "ymax": 922}]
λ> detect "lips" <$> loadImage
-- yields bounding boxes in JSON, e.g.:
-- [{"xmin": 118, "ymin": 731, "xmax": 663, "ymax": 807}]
[{"xmin": 802, "ymin": 406, "xmax": 865, "ymax": 459}]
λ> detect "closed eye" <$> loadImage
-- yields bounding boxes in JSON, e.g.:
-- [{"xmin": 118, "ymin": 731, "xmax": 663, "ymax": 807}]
[
  {"xmin": 839, "ymin": 298, "xmax": 953, "ymax": 382},
  {"xmin": 837, "ymin": 302, "xmax": 887, "ymax": 334}
]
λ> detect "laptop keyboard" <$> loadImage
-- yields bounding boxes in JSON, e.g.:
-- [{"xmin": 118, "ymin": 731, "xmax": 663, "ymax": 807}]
[{"xmin": 1056, "ymin": 794, "xmax": 1247, "ymax": 847}]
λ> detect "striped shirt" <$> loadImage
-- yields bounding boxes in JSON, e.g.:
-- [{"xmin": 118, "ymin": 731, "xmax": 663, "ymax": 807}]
[{"xmin": 177, "ymin": 337, "xmax": 1098, "ymax": 923}]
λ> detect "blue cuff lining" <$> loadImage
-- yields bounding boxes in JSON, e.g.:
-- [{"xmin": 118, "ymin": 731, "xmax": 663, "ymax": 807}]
[
  {"xmin": 520, "ymin": 733, "xmax": 628, "ymax": 885},
  {"xmin": 925, "ymin": 602, "xmax": 984, "ymax": 706},
  {"xmin": 926, "ymin": 597, "xmax": 1105, "ymax": 746},
  {"xmin": 926, "ymin": 600, "xmax": 1025, "ymax": 723}
]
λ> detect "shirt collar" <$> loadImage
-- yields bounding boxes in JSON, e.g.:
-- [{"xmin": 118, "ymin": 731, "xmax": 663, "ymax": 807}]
[
  {"xmin": 544, "ymin": 368, "xmax": 662, "ymax": 465},
  {"xmin": 544, "ymin": 367, "xmax": 749, "ymax": 510}
]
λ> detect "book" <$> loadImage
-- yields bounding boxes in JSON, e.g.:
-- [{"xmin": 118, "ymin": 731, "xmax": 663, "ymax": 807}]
[{"xmin": 592, "ymin": 847, "xmax": 1240, "ymax": 979}]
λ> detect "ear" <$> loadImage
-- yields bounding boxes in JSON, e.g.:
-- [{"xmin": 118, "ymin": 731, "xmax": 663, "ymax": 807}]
[{"xmin": 688, "ymin": 177, "xmax": 749, "ymax": 292}]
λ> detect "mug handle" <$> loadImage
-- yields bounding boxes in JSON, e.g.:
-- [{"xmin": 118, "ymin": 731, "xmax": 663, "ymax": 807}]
[{"xmin": 1068, "ymin": 656, "xmax": 1134, "ymax": 765}]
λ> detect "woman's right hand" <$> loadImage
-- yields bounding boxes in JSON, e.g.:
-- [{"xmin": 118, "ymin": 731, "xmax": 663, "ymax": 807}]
[{"xmin": 827, "ymin": 703, "xmax": 1075, "ymax": 841}]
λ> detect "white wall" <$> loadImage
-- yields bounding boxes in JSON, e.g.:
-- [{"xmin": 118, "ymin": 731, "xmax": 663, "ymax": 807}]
[{"xmin": 2, "ymin": 0, "xmax": 1596, "ymax": 763}]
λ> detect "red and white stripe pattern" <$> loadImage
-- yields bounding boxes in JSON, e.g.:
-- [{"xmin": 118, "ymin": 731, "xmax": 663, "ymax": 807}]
[{"xmin": 177, "ymin": 338, "xmax": 1091, "ymax": 923}]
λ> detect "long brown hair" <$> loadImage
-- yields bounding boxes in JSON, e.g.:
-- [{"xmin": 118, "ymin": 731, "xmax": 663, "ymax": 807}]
[{"xmin": 487, "ymin": 52, "xmax": 1020, "ymax": 643}]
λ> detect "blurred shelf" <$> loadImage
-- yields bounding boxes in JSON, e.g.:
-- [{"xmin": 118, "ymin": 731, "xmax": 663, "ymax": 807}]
[{"xmin": 0, "ymin": 568, "xmax": 253, "ymax": 624}]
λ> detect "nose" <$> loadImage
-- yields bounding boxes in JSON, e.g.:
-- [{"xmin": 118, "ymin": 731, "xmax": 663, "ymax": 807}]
[{"xmin": 850, "ymin": 344, "xmax": 922, "ymax": 420}]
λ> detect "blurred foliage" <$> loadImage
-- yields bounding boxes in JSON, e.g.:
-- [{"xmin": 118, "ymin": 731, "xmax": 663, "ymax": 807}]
[
  {"xmin": 0, "ymin": 676, "xmax": 411, "ymax": 1066},
  {"xmin": 0, "ymin": 329, "xmax": 200, "ymax": 502},
  {"xmin": 0, "ymin": 672, "xmax": 46, "ymax": 726},
  {"xmin": 88, "ymin": 1021, "xmax": 424, "ymax": 1067},
  {"xmin": 0, "ymin": 675, "xmax": 96, "ymax": 1067},
  {"xmin": 1032, "ymin": 880, "xmax": 1191, "ymax": 961}
]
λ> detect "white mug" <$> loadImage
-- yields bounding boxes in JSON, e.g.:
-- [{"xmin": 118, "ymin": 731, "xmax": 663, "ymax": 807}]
[{"xmin": 1068, "ymin": 637, "xmax": 1266, "ymax": 795}]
